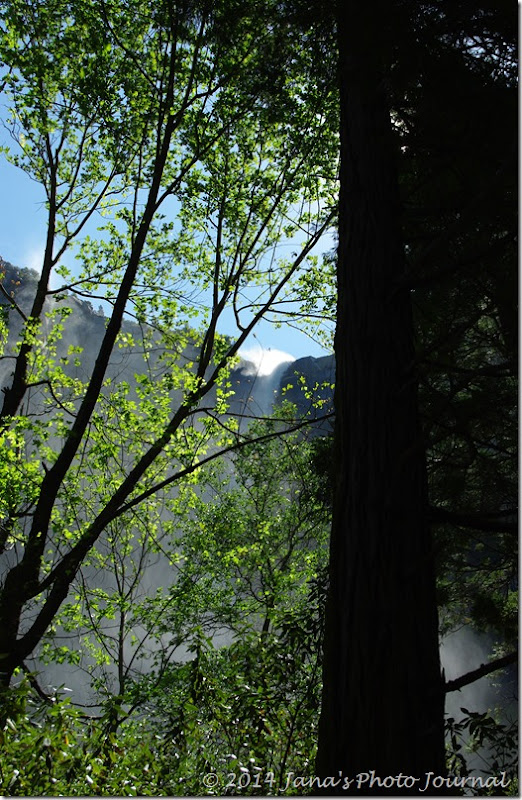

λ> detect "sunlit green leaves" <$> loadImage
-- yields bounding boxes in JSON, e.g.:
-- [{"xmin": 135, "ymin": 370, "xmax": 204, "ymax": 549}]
[
  {"xmin": 0, "ymin": 679, "xmax": 168, "ymax": 795},
  {"xmin": 0, "ymin": 3, "xmax": 338, "ymax": 778}
]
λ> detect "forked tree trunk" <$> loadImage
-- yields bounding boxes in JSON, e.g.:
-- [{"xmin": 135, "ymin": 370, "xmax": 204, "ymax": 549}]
[{"xmin": 315, "ymin": 3, "xmax": 446, "ymax": 793}]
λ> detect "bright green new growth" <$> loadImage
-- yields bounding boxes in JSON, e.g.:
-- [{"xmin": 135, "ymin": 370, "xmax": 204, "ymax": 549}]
[
  {"xmin": 0, "ymin": 0, "xmax": 517, "ymax": 794},
  {"xmin": 0, "ymin": 1, "xmax": 339, "ymax": 789},
  {"xmin": 0, "ymin": 0, "xmax": 338, "ymax": 692}
]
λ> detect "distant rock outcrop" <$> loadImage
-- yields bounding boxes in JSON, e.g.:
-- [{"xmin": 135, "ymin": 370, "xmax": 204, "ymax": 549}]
[
  {"xmin": 279, "ymin": 354, "xmax": 335, "ymax": 422},
  {"xmin": 0, "ymin": 257, "xmax": 335, "ymax": 421}
]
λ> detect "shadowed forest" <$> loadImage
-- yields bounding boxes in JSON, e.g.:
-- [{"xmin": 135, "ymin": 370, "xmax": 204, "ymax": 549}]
[{"xmin": 0, "ymin": 0, "xmax": 517, "ymax": 796}]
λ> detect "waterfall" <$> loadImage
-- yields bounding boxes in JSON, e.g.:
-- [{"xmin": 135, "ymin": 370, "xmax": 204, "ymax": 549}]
[
  {"xmin": 235, "ymin": 345, "xmax": 295, "ymax": 417},
  {"xmin": 1, "ymin": 267, "xmax": 514, "ymax": 769}
]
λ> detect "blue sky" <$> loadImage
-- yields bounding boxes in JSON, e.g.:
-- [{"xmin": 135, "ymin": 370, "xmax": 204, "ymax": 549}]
[{"xmin": 0, "ymin": 158, "xmax": 334, "ymax": 361}]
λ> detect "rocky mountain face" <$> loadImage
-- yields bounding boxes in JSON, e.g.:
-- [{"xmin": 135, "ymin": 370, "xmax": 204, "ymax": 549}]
[
  {"xmin": 0, "ymin": 257, "xmax": 335, "ymax": 421},
  {"xmin": 0, "ymin": 258, "xmax": 334, "ymax": 701},
  {"xmin": 279, "ymin": 355, "xmax": 334, "ymax": 422},
  {"xmin": 0, "ymin": 259, "xmax": 513, "ymax": 748}
]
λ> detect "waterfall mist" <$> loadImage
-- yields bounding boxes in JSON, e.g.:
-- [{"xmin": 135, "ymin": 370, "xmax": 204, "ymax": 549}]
[
  {"xmin": 441, "ymin": 628, "xmax": 517, "ymax": 775},
  {"xmin": 237, "ymin": 345, "xmax": 295, "ymax": 417},
  {"xmin": 4, "ymin": 311, "xmax": 300, "ymax": 706},
  {"xmin": 0, "ymin": 266, "xmax": 515, "ymax": 775}
]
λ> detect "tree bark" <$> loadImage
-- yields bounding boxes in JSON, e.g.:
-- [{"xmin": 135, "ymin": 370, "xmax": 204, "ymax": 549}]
[{"xmin": 316, "ymin": 3, "xmax": 446, "ymax": 792}]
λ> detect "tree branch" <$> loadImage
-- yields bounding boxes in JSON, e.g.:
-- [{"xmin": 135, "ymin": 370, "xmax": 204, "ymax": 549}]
[
  {"xmin": 0, "ymin": 280, "xmax": 28, "ymax": 322},
  {"xmin": 429, "ymin": 505, "xmax": 517, "ymax": 535},
  {"xmin": 445, "ymin": 651, "xmax": 517, "ymax": 694},
  {"xmin": 21, "ymin": 662, "xmax": 54, "ymax": 704}
]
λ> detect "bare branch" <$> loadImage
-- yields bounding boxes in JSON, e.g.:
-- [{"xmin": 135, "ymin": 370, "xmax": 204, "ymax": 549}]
[{"xmin": 445, "ymin": 652, "xmax": 517, "ymax": 694}]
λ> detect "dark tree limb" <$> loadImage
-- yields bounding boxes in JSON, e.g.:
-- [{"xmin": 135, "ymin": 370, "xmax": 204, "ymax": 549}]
[
  {"xmin": 0, "ymin": 280, "xmax": 28, "ymax": 322},
  {"xmin": 429, "ymin": 505, "xmax": 517, "ymax": 535},
  {"xmin": 445, "ymin": 651, "xmax": 518, "ymax": 694},
  {"xmin": 21, "ymin": 662, "xmax": 54, "ymax": 705}
]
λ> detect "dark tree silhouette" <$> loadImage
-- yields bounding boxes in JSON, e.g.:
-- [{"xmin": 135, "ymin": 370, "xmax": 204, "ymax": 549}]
[
  {"xmin": 316, "ymin": 0, "xmax": 516, "ymax": 791},
  {"xmin": 315, "ymin": 2, "xmax": 446, "ymax": 791}
]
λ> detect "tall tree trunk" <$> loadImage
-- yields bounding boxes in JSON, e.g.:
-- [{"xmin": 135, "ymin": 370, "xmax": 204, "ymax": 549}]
[{"xmin": 316, "ymin": 3, "xmax": 446, "ymax": 792}]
